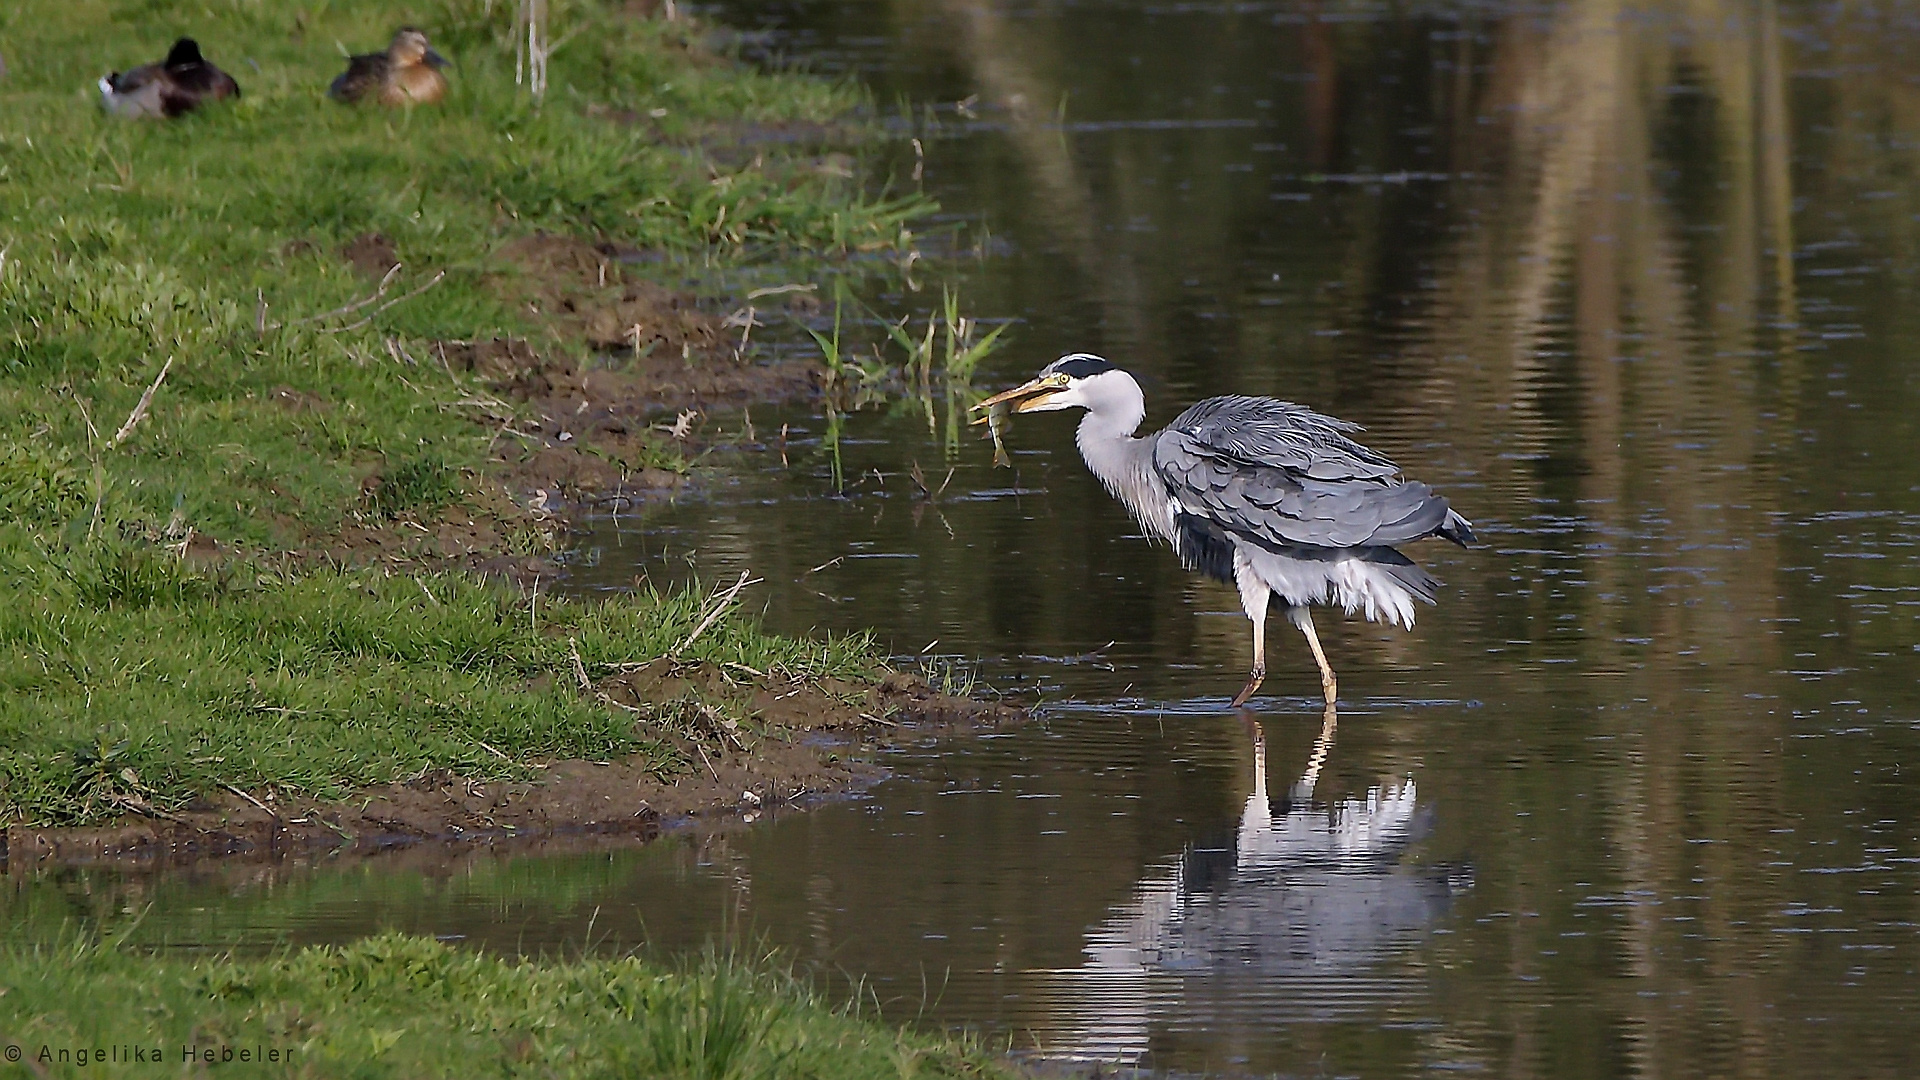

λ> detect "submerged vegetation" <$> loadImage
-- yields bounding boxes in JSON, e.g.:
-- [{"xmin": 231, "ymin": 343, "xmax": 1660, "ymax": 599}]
[
  {"xmin": 811, "ymin": 285, "xmax": 1012, "ymax": 489},
  {"xmin": 0, "ymin": 931, "xmax": 1019, "ymax": 1079}
]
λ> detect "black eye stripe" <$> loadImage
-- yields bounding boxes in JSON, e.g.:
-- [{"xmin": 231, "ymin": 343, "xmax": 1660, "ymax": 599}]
[{"xmin": 1046, "ymin": 354, "xmax": 1114, "ymax": 379}]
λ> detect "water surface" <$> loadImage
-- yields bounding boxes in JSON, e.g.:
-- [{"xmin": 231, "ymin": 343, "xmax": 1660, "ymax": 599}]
[{"xmin": 12, "ymin": 1, "xmax": 1920, "ymax": 1076}]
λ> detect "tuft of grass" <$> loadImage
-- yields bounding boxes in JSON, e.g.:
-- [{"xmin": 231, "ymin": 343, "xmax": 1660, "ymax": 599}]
[
  {"xmin": 0, "ymin": 437, "xmax": 90, "ymax": 526},
  {"xmin": 363, "ymin": 452, "xmax": 463, "ymax": 519},
  {"xmin": 810, "ymin": 286, "xmax": 1014, "ymax": 481},
  {"xmin": 0, "ymin": 931, "xmax": 1021, "ymax": 1079}
]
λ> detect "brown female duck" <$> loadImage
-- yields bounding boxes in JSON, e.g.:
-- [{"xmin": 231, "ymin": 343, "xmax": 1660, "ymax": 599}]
[
  {"xmin": 329, "ymin": 28, "xmax": 450, "ymax": 106},
  {"xmin": 98, "ymin": 38, "xmax": 241, "ymax": 118}
]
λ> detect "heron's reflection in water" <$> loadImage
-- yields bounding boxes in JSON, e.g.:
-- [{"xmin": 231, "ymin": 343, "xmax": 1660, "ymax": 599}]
[{"xmin": 1022, "ymin": 708, "xmax": 1463, "ymax": 1065}]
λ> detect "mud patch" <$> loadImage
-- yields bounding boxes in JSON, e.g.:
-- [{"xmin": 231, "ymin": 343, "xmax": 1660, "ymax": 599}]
[
  {"xmin": 6, "ymin": 673, "xmax": 1023, "ymax": 868},
  {"xmin": 341, "ymin": 231, "xmax": 401, "ymax": 278},
  {"xmin": 301, "ymin": 482, "xmax": 566, "ymax": 588},
  {"xmin": 447, "ymin": 333, "xmax": 818, "ymax": 413},
  {"xmin": 490, "ymin": 232, "xmax": 732, "ymax": 359},
  {"xmin": 479, "ymin": 231, "xmax": 821, "ymax": 405},
  {"xmin": 265, "ymin": 384, "xmax": 329, "ymax": 412},
  {"xmin": 279, "ymin": 237, "xmax": 823, "ymax": 573},
  {"xmin": 438, "ymin": 332, "xmax": 813, "ymax": 511}
]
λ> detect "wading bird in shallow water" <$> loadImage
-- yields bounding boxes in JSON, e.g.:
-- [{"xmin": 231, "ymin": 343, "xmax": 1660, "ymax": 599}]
[
  {"xmin": 329, "ymin": 28, "xmax": 450, "ymax": 106},
  {"xmin": 98, "ymin": 38, "xmax": 241, "ymax": 119},
  {"xmin": 974, "ymin": 353, "xmax": 1474, "ymax": 708}
]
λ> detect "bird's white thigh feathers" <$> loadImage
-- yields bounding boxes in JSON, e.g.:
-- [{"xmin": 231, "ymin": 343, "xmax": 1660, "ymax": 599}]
[
  {"xmin": 1235, "ymin": 543, "xmax": 1419, "ymax": 630},
  {"xmin": 1230, "ymin": 550, "xmax": 1271, "ymax": 626}
]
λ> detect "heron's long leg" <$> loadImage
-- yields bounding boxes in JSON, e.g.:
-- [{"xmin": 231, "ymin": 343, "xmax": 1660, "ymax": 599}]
[
  {"xmin": 1230, "ymin": 567, "xmax": 1270, "ymax": 708},
  {"xmin": 1287, "ymin": 606, "xmax": 1338, "ymax": 707},
  {"xmin": 1230, "ymin": 615, "xmax": 1266, "ymax": 708}
]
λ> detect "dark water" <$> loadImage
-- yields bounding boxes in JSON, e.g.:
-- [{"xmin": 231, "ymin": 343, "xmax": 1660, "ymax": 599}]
[{"xmin": 13, "ymin": 1, "xmax": 1920, "ymax": 1075}]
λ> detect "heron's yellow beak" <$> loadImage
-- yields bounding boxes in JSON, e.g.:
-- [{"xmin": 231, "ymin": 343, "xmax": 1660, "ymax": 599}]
[{"xmin": 968, "ymin": 373, "xmax": 1069, "ymax": 424}]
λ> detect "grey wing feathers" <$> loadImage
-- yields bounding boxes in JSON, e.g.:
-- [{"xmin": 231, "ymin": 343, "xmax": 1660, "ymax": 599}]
[
  {"xmin": 1153, "ymin": 394, "xmax": 1469, "ymax": 552},
  {"xmin": 1166, "ymin": 395, "xmax": 1400, "ymax": 481}
]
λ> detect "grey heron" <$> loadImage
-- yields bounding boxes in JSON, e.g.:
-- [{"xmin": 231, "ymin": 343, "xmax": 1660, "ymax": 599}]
[{"xmin": 974, "ymin": 353, "xmax": 1474, "ymax": 708}]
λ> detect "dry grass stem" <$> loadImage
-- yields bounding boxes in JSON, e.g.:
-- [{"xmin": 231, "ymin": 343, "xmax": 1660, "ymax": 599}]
[
  {"xmin": 672, "ymin": 571, "xmax": 760, "ymax": 658},
  {"xmin": 109, "ymin": 355, "xmax": 174, "ymax": 449}
]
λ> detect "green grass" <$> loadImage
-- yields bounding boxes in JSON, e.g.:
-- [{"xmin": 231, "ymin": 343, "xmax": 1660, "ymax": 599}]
[
  {"xmin": 0, "ymin": 0, "xmax": 939, "ymax": 828},
  {"xmin": 0, "ymin": 5, "xmax": 995, "ymax": 1073},
  {"xmin": 0, "ymin": 540, "xmax": 879, "ymax": 826},
  {"xmin": 0, "ymin": 931, "xmax": 1019, "ymax": 1079},
  {"xmin": 0, "ymin": 0, "xmax": 926, "ymax": 543}
]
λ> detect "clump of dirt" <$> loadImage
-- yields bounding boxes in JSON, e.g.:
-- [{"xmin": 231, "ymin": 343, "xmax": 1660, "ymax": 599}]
[
  {"xmin": 5, "ymin": 672, "xmax": 1023, "ymax": 867},
  {"xmin": 265, "ymin": 384, "xmax": 328, "ymax": 412},
  {"xmin": 341, "ymin": 231, "xmax": 401, "ymax": 278}
]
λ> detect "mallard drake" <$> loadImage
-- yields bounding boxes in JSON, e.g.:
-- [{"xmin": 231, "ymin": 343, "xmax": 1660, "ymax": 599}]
[
  {"xmin": 329, "ymin": 28, "xmax": 449, "ymax": 106},
  {"xmin": 98, "ymin": 38, "xmax": 241, "ymax": 119}
]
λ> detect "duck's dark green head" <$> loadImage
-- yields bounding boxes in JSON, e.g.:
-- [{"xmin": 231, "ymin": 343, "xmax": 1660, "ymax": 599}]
[{"xmin": 164, "ymin": 38, "xmax": 205, "ymax": 68}]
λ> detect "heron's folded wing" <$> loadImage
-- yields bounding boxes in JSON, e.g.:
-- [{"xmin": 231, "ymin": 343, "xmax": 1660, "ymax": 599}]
[
  {"xmin": 1155, "ymin": 423, "xmax": 1451, "ymax": 550},
  {"xmin": 1163, "ymin": 395, "xmax": 1401, "ymax": 482}
]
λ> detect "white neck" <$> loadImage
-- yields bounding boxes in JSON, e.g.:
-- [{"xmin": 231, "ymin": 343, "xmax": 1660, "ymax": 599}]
[{"xmin": 1071, "ymin": 371, "xmax": 1174, "ymax": 543}]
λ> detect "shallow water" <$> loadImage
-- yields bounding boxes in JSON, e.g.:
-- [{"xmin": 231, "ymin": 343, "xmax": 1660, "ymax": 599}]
[{"xmin": 13, "ymin": 0, "xmax": 1920, "ymax": 1075}]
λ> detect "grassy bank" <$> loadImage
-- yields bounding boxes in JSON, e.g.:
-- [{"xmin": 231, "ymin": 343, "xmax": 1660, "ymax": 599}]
[
  {"xmin": 0, "ymin": 0, "xmax": 919, "ymax": 544},
  {"xmin": 0, "ymin": 932, "xmax": 1017, "ymax": 1078},
  {"xmin": 0, "ymin": 551, "xmax": 878, "ymax": 825},
  {"xmin": 0, "ymin": 0, "xmax": 937, "ymax": 830}
]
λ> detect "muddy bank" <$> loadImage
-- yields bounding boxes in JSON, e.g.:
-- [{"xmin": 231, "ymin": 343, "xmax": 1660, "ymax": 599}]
[
  {"xmin": 289, "ymin": 233, "xmax": 827, "ymax": 576},
  {"xmin": 7, "ymin": 671, "xmax": 1020, "ymax": 868},
  {"xmin": 445, "ymin": 331, "xmax": 813, "ymax": 507},
  {"xmin": 444, "ymin": 233, "xmax": 823, "ymax": 509}
]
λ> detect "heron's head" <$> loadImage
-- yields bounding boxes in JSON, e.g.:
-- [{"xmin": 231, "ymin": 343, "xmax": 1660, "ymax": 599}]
[{"xmin": 972, "ymin": 353, "xmax": 1131, "ymax": 416}]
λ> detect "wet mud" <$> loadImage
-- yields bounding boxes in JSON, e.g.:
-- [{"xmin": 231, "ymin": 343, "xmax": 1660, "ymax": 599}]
[{"xmin": 466, "ymin": 234, "xmax": 822, "ymax": 506}]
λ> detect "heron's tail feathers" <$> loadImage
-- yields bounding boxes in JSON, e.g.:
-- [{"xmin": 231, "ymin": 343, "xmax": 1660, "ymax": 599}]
[
  {"xmin": 1355, "ymin": 484, "xmax": 1475, "ymax": 548},
  {"xmin": 1293, "ymin": 548, "xmax": 1435, "ymax": 629},
  {"xmin": 1437, "ymin": 508, "xmax": 1476, "ymax": 548},
  {"xmin": 1338, "ymin": 548, "xmax": 1435, "ymax": 629}
]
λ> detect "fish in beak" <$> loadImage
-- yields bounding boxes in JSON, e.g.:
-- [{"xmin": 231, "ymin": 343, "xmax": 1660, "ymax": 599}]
[{"xmin": 968, "ymin": 372, "xmax": 1069, "ymax": 425}]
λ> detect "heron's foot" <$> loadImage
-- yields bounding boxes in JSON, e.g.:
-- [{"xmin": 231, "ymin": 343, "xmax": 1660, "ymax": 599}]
[{"xmin": 1230, "ymin": 667, "xmax": 1265, "ymax": 709}]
